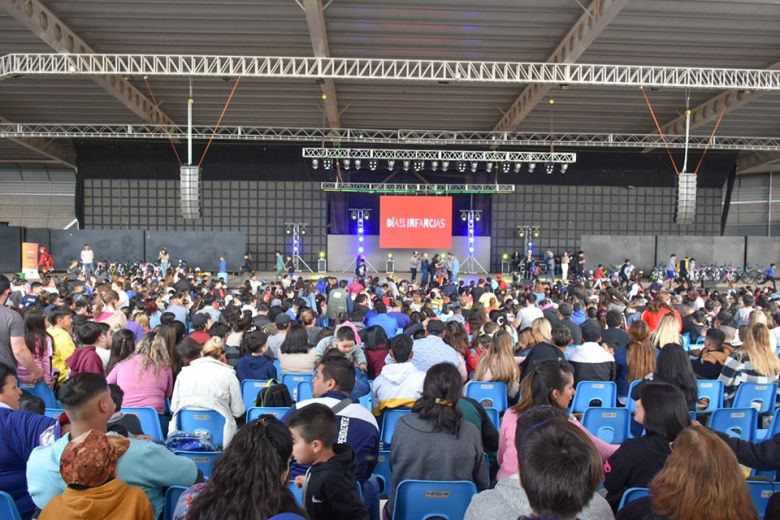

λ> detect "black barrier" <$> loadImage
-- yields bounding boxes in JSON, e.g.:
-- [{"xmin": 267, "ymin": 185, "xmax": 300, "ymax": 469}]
[
  {"xmin": 50, "ymin": 229, "xmax": 146, "ymax": 268},
  {"xmin": 0, "ymin": 227, "xmax": 23, "ymax": 273},
  {"xmin": 24, "ymin": 228, "xmax": 51, "ymax": 250},
  {"xmin": 144, "ymin": 231, "xmax": 245, "ymax": 272}
]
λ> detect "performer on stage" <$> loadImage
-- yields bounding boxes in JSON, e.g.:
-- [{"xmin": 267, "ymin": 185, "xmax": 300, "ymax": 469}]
[
  {"xmin": 409, "ymin": 251, "xmax": 420, "ymax": 283},
  {"xmin": 38, "ymin": 246, "xmax": 54, "ymax": 275},
  {"xmin": 355, "ymin": 254, "xmax": 367, "ymax": 284}
]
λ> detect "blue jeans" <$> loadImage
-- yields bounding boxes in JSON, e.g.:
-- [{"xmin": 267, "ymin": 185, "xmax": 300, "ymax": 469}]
[
  {"xmin": 363, "ymin": 475, "xmax": 381, "ymax": 520},
  {"xmin": 83, "ymin": 263, "xmax": 94, "ymax": 277}
]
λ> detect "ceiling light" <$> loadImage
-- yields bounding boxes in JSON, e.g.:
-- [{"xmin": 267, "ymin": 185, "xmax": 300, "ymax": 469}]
[
  {"xmin": 457, "ymin": 162, "xmax": 466, "ymax": 173},
  {"xmin": 403, "ymin": 160, "xmax": 410, "ymax": 171},
  {"xmin": 387, "ymin": 159, "xmax": 395, "ymax": 170},
  {"xmin": 471, "ymin": 162, "xmax": 478, "ymax": 173},
  {"xmin": 323, "ymin": 159, "xmax": 332, "ymax": 169},
  {"xmin": 501, "ymin": 163, "xmax": 511, "ymax": 173},
  {"xmin": 431, "ymin": 160, "xmax": 439, "ymax": 171},
  {"xmin": 369, "ymin": 160, "xmax": 377, "ymax": 171},
  {"xmin": 486, "ymin": 162, "xmax": 493, "ymax": 173},
  {"xmin": 560, "ymin": 164, "xmax": 568, "ymax": 174},
  {"xmin": 442, "ymin": 161, "xmax": 450, "ymax": 170},
  {"xmin": 528, "ymin": 163, "xmax": 536, "ymax": 173},
  {"xmin": 342, "ymin": 158, "xmax": 350, "ymax": 170},
  {"xmin": 312, "ymin": 158, "xmax": 319, "ymax": 169},
  {"xmin": 514, "ymin": 162, "xmax": 522, "ymax": 173},
  {"xmin": 546, "ymin": 163, "xmax": 554, "ymax": 175},
  {"xmin": 354, "ymin": 159, "xmax": 362, "ymax": 170}
]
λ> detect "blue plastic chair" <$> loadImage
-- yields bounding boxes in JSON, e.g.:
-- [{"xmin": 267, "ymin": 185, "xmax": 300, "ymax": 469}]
[
  {"xmin": 44, "ymin": 408, "xmax": 64, "ymax": 419},
  {"xmin": 708, "ymin": 408, "xmax": 758, "ymax": 441},
  {"xmin": 246, "ymin": 406, "xmax": 290, "ymax": 422},
  {"xmin": 734, "ymin": 383, "xmax": 778, "ymax": 415},
  {"xmin": 485, "ymin": 407, "xmax": 500, "ymax": 429},
  {"xmin": 122, "ymin": 406, "xmax": 165, "ymax": 441},
  {"xmin": 289, "ymin": 481, "xmax": 304, "ymax": 506},
  {"xmin": 626, "ymin": 380, "xmax": 642, "ymax": 414},
  {"xmin": 240, "ymin": 379, "xmax": 269, "ymax": 409},
  {"xmin": 19, "ymin": 381, "xmax": 58, "ymax": 408},
  {"xmin": 174, "ymin": 451, "xmax": 220, "ymax": 480},
  {"xmin": 618, "ymin": 487, "xmax": 650, "ymax": 510},
  {"xmin": 272, "ymin": 359, "xmax": 281, "ymax": 376},
  {"xmin": 392, "ymin": 480, "xmax": 477, "ymax": 520},
  {"xmin": 358, "ymin": 392, "xmax": 372, "ymax": 411},
  {"xmin": 177, "ymin": 408, "xmax": 227, "ymax": 447},
  {"xmin": 682, "ymin": 332, "xmax": 691, "ymax": 350},
  {"xmin": 164, "ymin": 485, "xmax": 188, "ymax": 520},
  {"xmin": 570, "ymin": 381, "xmax": 617, "ymax": 413},
  {"xmin": 696, "ymin": 380, "xmax": 724, "ymax": 414},
  {"xmin": 747, "ymin": 480, "xmax": 774, "ymax": 518},
  {"xmin": 282, "ymin": 373, "xmax": 314, "ymax": 401},
  {"xmin": 465, "ymin": 381, "xmax": 509, "ymax": 412},
  {"xmin": 582, "ymin": 407, "xmax": 630, "ymax": 444},
  {"xmin": 297, "ymin": 380, "xmax": 314, "ymax": 401},
  {"xmin": 0, "ymin": 490, "xmax": 22, "ymax": 520},
  {"xmin": 380, "ymin": 408, "xmax": 412, "ymax": 449},
  {"xmin": 373, "ymin": 450, "xmax": 392, "ymax": 499}
]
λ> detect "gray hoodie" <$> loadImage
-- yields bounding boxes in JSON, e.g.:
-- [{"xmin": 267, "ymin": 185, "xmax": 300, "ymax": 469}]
[{"xmin": 465, "ymin": 475, "xmax": 614, "ymax": 520}]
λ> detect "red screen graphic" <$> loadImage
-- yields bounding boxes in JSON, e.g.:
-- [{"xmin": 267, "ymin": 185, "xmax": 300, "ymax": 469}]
[{"xmin": 379, "ymin": 196, "xmax": 452, "ymax": 249}]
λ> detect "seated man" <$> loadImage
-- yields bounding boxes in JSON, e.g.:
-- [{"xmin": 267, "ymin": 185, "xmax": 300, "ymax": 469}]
[
  {"xmin": 568, "ymin": 325, "xmax": 616, "ymax": 384},
  {"xmin": 371, "ymin": 335, "xmax": 426, "ymax": 415},
  {"xmin": 27, "ymin": 373, "xmax": 199, "ymax": 518}
]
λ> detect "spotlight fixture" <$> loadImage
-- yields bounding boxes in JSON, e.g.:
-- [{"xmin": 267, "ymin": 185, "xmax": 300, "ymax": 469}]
[
  {"xmin": 431, "ymin": 160, "xmax": 439, "ymax": 171},
  {"xmin": 442, "ymin": 161, "xmax": 450, "ymax": 171},
  {"xmin": 514, "ymin": 162, "xmax": 522, "ymax": 173},
  {"xmin": 546, "ymin": 163, "xmax": 554, "ymax": 175},
  {"xmin": 351, "ymin": 210, "xmax": 358, "ymax": 220},
  {"xmin": 285, "ymin": 225, "xmax": 292, "ymax": 235},
  {"xmin": 533, "ymin": 228, "xmax": 540, "ymax": 238},
  {"xmin": 369, "ymin": 160, "xmax": 377, "ymax": 171},
  {"xmin": 413, "ymin": 161, "xmax": 423, "ymax": 172},
  {"xmin": 560, "ymin": 164, "xmax": 568, "ymax": 174},
  {"xmin": 387, "ymin": 159, "xmax": 395, "ymax": 170},
  {"xmin": 342, "ymin": 158, "xmax": 351, "ymax": 170},
  {"xmin": 486, "ymin": 162, "xmax": 493, "ymax": 173},
  {"xmin": 403, "ymin": 160, "xmax": 410, "ymax": 171},
  {"xmin": 312, "ymin": 158, "xmax": 319, "ymax": 169},
  {"xmin": 461, "ymin": 213, "xmax": 468, "ymax": 221},
  {"xmin": 475, "ymin": 213, "xmax": 481, "ymax": 222},
  {"xmin": 471, "ymin": 162, "xmax": 478, "ymax": 173},
  {"xmin": 323, "ymin": 158, "xmax": 332, "ymax": 170},
  {"xmin": 301, "ymin": 225, "xmax": 308, "ymax": 235},
  {"xmin": 364, "ymin": 212, "xmax": 370, "ymax": 220},
  {"xmin": 502, "ymin": 162, "xmax": 511, "ymax": 174},
  {"xmin": 457, "ymin": 162, "xmax": 466, "ymax": 173},
  {"xmin": 355, "ymin": 159, "xmax": 362, "ymax": 170},
  {"xmin": 319, "ymin": 251, "xmax": 326, "ymax": 259},
  {"xmin": 518, "ymin": 229, "xmax": 526, "ymax": 238},
  {"xmin": 528, "ymin": 163, "xmax": 536, "ymax": 173},
  {"xmin": 502, "ymin": 252, "xmax": 509, "ymax": 260}
]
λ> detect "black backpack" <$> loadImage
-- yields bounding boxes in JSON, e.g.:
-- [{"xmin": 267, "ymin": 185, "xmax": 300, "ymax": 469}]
[{"xmin": 254, "ymin": 379, "xmax": 295, "ymax": 408}]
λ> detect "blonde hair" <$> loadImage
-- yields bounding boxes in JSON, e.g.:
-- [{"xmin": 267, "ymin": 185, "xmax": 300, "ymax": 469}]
[
  {"xmin": 474, "ymin": 330, "xmax": 519, "ymax": 386},
  {"xmin": 741, "ymin": 323, "xmax": 780, "ymax": 378},
  {"xmin": 531, "ymin": 317, "xmax": 552, "ymax": 342},
  {"xmin": 202, "ymin": 336, "xmax": 226, "ymax": 360},
  {"xmin": 135, "ymin": 313, "xmax": 149, "ymax": 330},
  {"xmin": 134, "ymin": 333, "xmax": 170, "ymax": 377},
  {"xmin": 651, "ymin": 314, "xmax": 681, "ymax": 349},
  {"xmin": 748, "ymin": 310, "xmax": 770, "ymax": 328}
]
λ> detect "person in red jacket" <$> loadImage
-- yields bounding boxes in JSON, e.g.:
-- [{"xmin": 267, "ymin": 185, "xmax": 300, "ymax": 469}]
[
  {"xmin": 38, "ymin": 246, "xmax": 54, "ymax": 274},
  {"xmin": 641, "ymin": 291, "xmax": 682, "ymax": 332},
  {"xmin": 67, "ymin": 322, "xmax": 110, "ymax": 377}
]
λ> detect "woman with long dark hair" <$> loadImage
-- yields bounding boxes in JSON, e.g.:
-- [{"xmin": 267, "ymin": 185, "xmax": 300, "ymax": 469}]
[
  {"xmin": 362, "ymin": 325, "xmax": 389, "ymax": 379},
  {"xmin": 605, "ymin": 382, "xmax": 691, "ymax": 511},
  {"xmin": 630, "ymin": 343, "xmax": 698, "ymax": 410},
  {"xmin": 278, "ymin": 323, "xmax": 317, "ymax": 374},
  {"xmin": 17, "ymin": 307, "xmax": 54, "ymax": 386},
  {"xmin": 105, "ymin": 328, "xmax": 135, "ymax": 375},
  {"xmin": 615, "ymin": 320, "xmax": 655, "ymax": 404},
  {"xmin": 387, "ymin": 363, "xmax": 489, "ymax": 515},
  {"xmin": 173, "ymin": 415, "xmax": 306, "ymax": 520}
]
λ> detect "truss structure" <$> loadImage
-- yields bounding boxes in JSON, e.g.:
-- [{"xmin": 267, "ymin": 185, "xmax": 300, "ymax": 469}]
[
  {"xmin": 321, "ymin": 182, "xmax": 516, "ymax": 194},
  {"xmin": 304, "ymin": 147, "xmax": 576, "ymax": 163},
  {"xmin": 2, "ymin": 123, "xmax": 778, "ymax": 152},
  {"xmin": 2, "ymin": 53, "xmax": 780, "ymax": 91}
]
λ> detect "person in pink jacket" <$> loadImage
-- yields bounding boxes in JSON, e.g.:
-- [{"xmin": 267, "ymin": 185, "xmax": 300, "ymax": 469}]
[{"xmin": 496, "ymin": 359, "xmax": 618, "ymax": 481}]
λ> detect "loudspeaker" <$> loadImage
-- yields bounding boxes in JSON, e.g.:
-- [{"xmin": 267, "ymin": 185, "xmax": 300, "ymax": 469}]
[
  {"xmin": 180, "ymin": 165, "xmax": 201, "ymax": 220},
  {"xmin": 674, "ymin": 172, "xmax": 697, "ymax": 225}
]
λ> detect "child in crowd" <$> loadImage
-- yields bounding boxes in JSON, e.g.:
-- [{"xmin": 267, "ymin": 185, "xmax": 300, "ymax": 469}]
[
  {"xmin": 235, "ymin": 326, "xmax": 277, "ymax": 382},
  {"xmin": 107, "ymin": 383, "xmax": 144, "ymax": 437},
  {"xmin": 67, "ymin": 322, "xmax": 110, "ymax": 377},
  {"xmin": 287, "ymin": 403, "xmax": 368, "ymax": 520}
]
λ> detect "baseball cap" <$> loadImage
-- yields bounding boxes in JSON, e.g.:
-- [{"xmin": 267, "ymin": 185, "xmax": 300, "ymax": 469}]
[
  {"xmin": 275, "ymin": 314, "xmax": 292, "ymax": 327},
  {"xmin": 191, "ymin": 313, "xmax": 209, "ymax": 330},
  {"xmin": 427, "ymin": 319, "xmax": 445, "ymax": 335}
]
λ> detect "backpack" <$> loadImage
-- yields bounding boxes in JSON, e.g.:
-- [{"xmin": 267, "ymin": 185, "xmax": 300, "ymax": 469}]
[{"xmin": 255, "ymin": 379, "xmax": 295, "ymax": 408}]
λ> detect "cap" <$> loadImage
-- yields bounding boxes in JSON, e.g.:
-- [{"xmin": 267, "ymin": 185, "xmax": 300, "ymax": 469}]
[
  {"xmin": 60, "ymin": 430, "xmax": 129, "ymax": 488},
  {"xmin": 191, "ymin": 313, "xmax": 209, "ymax": 330},
  {"xmin": 275, "ymin": 313, "xmax": 292, "ymax": 327},
  {"xmin": 426, "ymin": 319, "xmax": 445, "ymax": 335},
  {"xmin": 271, "ymin": 298, "xmax": 282, "ymax": 307}
]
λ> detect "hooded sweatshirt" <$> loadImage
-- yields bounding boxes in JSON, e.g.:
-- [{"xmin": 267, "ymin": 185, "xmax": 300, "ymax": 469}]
[
  {"xmin": 66, "ymin": 346, "xmax": 104, "ymax": 377},
  {"xmin": 370, "ymin": 362, "xmax": 426, "ymax": 415},
  {"xmin": 569, "ymin": 342, "xmax": 616, "ymax": 384},
  {"xmin": 235, "ymin": 353, "xmax": 277, "ymax": 382},
  {"xmin": 38, "ymin": 478, "xmax": 154, "ymax": 520},
  {"xmin": 465, "ymin": 474, "xmax": 614, "ymax": 520},
  {"xmin": 303, "ymin": 444, "xmax": 368, "ymax": 520}
]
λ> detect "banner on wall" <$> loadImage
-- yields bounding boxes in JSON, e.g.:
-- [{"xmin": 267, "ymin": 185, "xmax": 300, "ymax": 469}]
[
  {"xmin": 379, "ymin": 196, "xmax": 452, "ymax": 249},
  {"xmin": 21, "ymin": 242, "xmax": 40, "ymax": 280}
]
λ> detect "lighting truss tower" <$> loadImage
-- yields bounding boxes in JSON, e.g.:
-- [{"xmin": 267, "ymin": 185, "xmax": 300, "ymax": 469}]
[
  {"xmin": 342, "ymin": 209, "xmax": 378, "ymax": 274},
  {"xmin": 517, "ymin": 225, "xmax": 541, "ymax": 258},
  {"xmin": 460, "ymin": 209, "xmax": 487, "ymax": 275},
  {"xmin": 285, "ymin": 222, "xmax": 313, "ymax": 273}
]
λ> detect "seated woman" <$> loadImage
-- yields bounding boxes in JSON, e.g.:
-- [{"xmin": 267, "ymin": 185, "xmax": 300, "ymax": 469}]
[
  {"xmin": 614, "ymin": 320, "xmax": 655, "ymax": 405},
  {"xmin": 473, "ymin": 330, "xmax": 520, "ymax": 402},
  {"xmin": 387, "ymin": 363, "xmax": 490, "ymax": 517},
  {"xmin": 630, "ymin": 343, "xmax": 698, "ymax": 411},
  {"xmin": 170, "ymin": 336, "xmax": 244, "ymax": 446},
  {"xmin": 604, "ymin": 382, "xmax": 690, "ymax": 511},
  {"xmin": 497, "ymin": 359, "xmax": 618, "ymax": 481},
  {"xmin": 16, "ymin": 306, "xmax": 55, "ymax": 386},
  {"xmin": 173, "ymin": 414, "xmax": 306, "ymax": 520},
  {"xmin": 277, "ymin": 323, "xmax": 318, "ymax": 375},
  {"xmin": 362, "ymin": 325, "xmax": 390, "ymax": 380},
  {"xmin": 617, "ymin": 426, "xmax": 756, "ymax": 520},
  {"xmin": 720, "ymin": 322, "xmax": 780, "ymax": 404}
]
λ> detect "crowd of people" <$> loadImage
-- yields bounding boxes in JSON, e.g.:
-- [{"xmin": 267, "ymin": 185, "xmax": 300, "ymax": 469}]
[{"xmin": 1, "ymin": 251, "xmax": 780, "ymax": 520}]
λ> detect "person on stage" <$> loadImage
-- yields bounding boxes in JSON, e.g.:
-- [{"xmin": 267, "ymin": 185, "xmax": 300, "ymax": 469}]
[
  {"xmin": 355, "ymin": 255, "xmax": 367, "ymax": 284},
  {"xmin": 448, "ymin": 253, "xmax": 460, "ymax": 283},
  {"xmin": 38, "ymin": 246, "xmax": 54, "ymax": 275},
  {"xmin": 275, "ymin": 251, "xmax": 285, "ymax": 278},
  {"xmin": 158, "ymin": 248, "xmax": 170, "ymax": 277},
  {"xmin": 81, "ymin": 244, "xmax": 95, "ymax": 277},
  {"xmin": 420, "ymin": 253, "xmax": 430, "ymax": 287},
  {"xmin": 511, "ymin": 250, "xmax": 523, "ymax": 275},
  {"xmin": 409, "ymin": 252, "xmax": 420, "ymax": 283},
  {"xmin": 242, "ymin": 251, "xmax": 253, "ymax": 274}
]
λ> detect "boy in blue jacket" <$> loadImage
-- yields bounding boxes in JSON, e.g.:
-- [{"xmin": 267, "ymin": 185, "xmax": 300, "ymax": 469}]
[{"xmin": 235, "ymin": 327, "xmax": 277, "ymax": 382}]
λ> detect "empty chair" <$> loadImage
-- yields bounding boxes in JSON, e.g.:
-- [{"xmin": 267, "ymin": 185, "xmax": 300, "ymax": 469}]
[
  {"xmin": 618, "ymin": 487, "xmax": 650, "ymax": 510},
  {"xmin": 282, "ymin": 373, "xmax": 314, "ymax": 401},
  {"xmin": 164, "ymin": 485, "xmax": 188, "ymax": 520},
  {"xmin": 373, "ymin": 450, "xmax": 392, "ymax": 499},
  {"xmin": 708, "ymin": 408, "xmax": 758, "ymax": 442},
  {"xmin": 0, "ymin": 490, "xmax": 22, "ymax": 520},
  {"xmin": 272, "ymin": 359, "xmax": 281, "ymax": 376},
  {"xmin": 484, "ymin": 407, "xmax": 500, "ymax": 429},
  {"xmin": 465, "ymin": 381, "xmax": 509, "ymax": 412},
  {"xmin": 582, "ymin": 407, "xmax": 630, "ymax": 444},
  {"xmin": 174, "ymin": 451, "xmax": 220, "ymax": 480},
  {"xmin": 733, "ymin": 383, "xmax": 778, "ymax": 415},
  {"xmin": 380, "ymin": 408, "xmax": 412, "ymax": 449},
  {"xmin": 392, "ymin": 480, "xmax": 477, "ymax": 520},
  {"xmin": 747, "ymin": 480, "xmax": 774, "ymax": 519},
  {"xmin": 761, "ymin": 407, "xmax": 780, "ymax": 441},
  {"xmin": 570, "ymin": 381, "xmax": 617, "ymax": 413},
  {"xmin": 19, "ymin": 381, "xmax": 58, "ymax": 409},
  {"xmin": 296, "ymin": 380, "xmax": 314, "ymax": 401},
  {"xmin": 696, "ymin": 380, "xmax": 724, "ymax": 414},
  {"xmin": 177, "ymin": 408, "xmax": 227, "ymax": 447},
  {"xmin": 121, "ymin": 406, "xmax": 165, "ymax": 441},
  {"xmin": 246, "ymin": 406, "xmax": 290, "ymax": 422},
  {"xmin": 358, "ymin": 392, "xmax": 372, "ymax": 412},
  {"xmin": 240, "ymin": 379, "xmax": 269, "ymax": 409}
]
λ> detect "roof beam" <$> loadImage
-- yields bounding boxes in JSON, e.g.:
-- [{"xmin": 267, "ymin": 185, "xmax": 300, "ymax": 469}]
[
  {"xmin": 737, "ymin": 151, "xmax": 780, "ymax": 175},
  {"xmin": 0, "ymin": 115, "xmax": 77, "ymax": 168},
  {"xmin": 301, "ymin": 0, "xmax": 340, "ymax": 128},
  {"xmin": 493, "ymin": 0, "xmax": 629, "ymax": 132},
  {"xmin": 0, "ymin": 0, "xmax": 175, "ymax": 125}
]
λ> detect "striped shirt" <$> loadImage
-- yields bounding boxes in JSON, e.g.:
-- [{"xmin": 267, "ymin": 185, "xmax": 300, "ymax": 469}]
[{"xmin": 718, "ymin": 349, "xmax": 780, "ymax": 403}]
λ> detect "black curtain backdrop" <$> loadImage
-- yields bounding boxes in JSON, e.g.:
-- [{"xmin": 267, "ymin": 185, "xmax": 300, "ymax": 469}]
[{"xmin": 327, "ymin": 193, "xmax": 491, "ymax": 236}]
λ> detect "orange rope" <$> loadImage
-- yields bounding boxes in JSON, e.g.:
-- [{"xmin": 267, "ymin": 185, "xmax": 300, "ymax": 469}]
[
  {"xmin": 641, "ymin": 88, "xmax": 680, "ymax": 175},
  {"xmin": 143, "ymin": 77, "xmax": 182, "ymax": 166},
  {"xmin": 198, "ymin": 77, "xmax": 241, "ymax": 167},
  {"xmin": 694, "ymin": 98, "xmax": 729, "ymax": 175}
]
